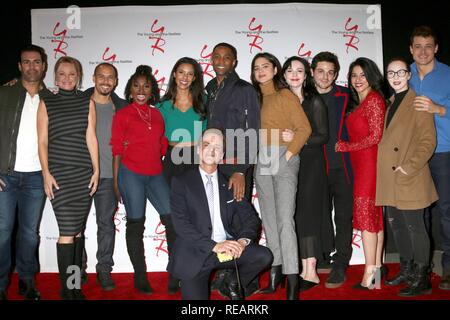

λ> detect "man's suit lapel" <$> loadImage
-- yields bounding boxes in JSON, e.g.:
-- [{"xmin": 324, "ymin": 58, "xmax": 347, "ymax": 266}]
[{"xmin": 218, "ymin": 173, "xmax": 230, "ymax": 229}]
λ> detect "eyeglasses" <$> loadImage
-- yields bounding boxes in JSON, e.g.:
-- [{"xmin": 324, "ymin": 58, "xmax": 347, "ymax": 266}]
[{"xmin": 386, "ymin": 69, "xmax": 409, "ymax": 79}]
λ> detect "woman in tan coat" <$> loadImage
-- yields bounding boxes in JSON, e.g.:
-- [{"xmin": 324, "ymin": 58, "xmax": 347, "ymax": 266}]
[{"xmin": 376, "ymin": 57, "xmax": 438, "ymax": 297}]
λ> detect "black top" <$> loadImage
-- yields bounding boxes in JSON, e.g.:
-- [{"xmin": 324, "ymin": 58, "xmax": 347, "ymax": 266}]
[
  {"xmin": 321, "ymin": 89, "xmax": 342, "ymax": 169},
  {"xmin": 386, "ymin": 90, "xmax": 408, "ymax": 129},
  {"xmin": 302, "ymin": 94, "xmax": 329, "ymax": 147}
]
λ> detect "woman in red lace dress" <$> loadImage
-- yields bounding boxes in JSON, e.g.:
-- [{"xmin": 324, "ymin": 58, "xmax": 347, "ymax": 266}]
[{"xmin": 336, "ymin": 57, "xmax": 386, "ymax": 289}]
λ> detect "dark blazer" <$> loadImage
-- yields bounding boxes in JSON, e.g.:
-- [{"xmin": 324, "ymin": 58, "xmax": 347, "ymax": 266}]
[{"xmin": 167, "ymin": 166, "xmax": 261, "ymax": 280}]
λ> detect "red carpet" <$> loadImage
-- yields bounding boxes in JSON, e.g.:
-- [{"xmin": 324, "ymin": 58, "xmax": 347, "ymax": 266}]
[{"xmin": 5, "ymin": 264, "xmax": 450, "ymax": 300}]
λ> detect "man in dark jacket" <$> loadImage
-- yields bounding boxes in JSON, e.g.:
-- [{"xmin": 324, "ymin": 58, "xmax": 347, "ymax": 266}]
[
  {"xmin": 0, "ymin": 45, "xmax": 51, "ymax": 300},
  {"xmin": 205, "ymin": 43, "xmax": 261, "ymax": 297},
  {"xmin": 168, "ymin": 128, "xmax": 272, "ymax": 300},
  {"xmin": 311, "ymin": 51, "xmax": 354, "ymax": 289}
]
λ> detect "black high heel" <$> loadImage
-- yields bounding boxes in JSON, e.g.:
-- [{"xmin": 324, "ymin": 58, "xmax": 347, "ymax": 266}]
[{"xmin": 260, "ymin": 265, "xmax": 286, "ymax": 294}]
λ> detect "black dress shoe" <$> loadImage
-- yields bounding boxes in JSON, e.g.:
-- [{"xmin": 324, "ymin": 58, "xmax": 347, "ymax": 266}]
[
  {"xmin": 18, "ymin": 279, "xmax": 41, "ymax": 300},
  {"xmin": 0, "ymin": 290, "xmax": 7, "ymax": 300},
  {"xmin": 97, "ymin": 272, "xmax": 116, "ymax": 291},
  {"xmin": 228, "ymin": 281, "xmax": 244, "ymax": 300},
  {"xmin": 299, "ymin": 278, "xmax": 319, "ymax": 292}
]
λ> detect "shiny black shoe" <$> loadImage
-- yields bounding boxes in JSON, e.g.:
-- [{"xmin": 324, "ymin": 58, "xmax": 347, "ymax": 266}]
[
  {"xmin": 228, "ymin": 281, "xmax": 245, "ymax": 300},
  {"xmin": 0, "ymin": 290, "xmax": 7, "ymax": 300},
  {"xmin": 211, "ymin": 269, "xmax": 230, "ymax": 292},
  {"xmin": 299, "ymin": 278, "xmax": 319, "ymax": 292},
  {"xmin": 18, "ymin": 279, "xmax": 41, "ymax": 300}
]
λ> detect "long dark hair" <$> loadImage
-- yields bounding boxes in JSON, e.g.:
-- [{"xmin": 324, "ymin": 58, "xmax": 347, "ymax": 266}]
[
  {"xmin": 124, "ymin": 65, "xmax": 160, "ymax": 105},
  {"xmin": 347, "ymin": 57, "xmax": 384, "ymax": 112},
  {"xmin": 161, "ymin": 57, "xmax": 206, "ymax": 120},
  {"xmin": 250, "ymin": 52, "xmax": 287, "ymax": 103},
  {"xmin": 282, "ymin": 56, "xmax": 318, "ymax": 99}
]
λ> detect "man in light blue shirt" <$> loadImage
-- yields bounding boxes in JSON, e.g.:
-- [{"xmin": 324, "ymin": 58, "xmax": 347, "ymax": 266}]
[{"xmin": 409, "ymin": 25, "xmax": 450, "ymax": 292}]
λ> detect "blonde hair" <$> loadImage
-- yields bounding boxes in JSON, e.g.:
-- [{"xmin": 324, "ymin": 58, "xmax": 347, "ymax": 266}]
[{"xmin": 54, "ymin": 56, "xmax": 83, "ymax": 89}]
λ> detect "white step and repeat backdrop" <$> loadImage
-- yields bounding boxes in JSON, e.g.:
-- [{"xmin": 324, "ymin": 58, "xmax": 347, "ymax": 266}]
[{"xmin": 31, "ymin": 3, "xmax": 383, "ymax": 272}]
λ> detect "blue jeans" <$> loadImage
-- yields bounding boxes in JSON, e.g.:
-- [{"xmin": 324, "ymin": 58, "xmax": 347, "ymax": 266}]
[
  {"xmin": 93, "ymin": 178, "xmax": 117, "ymax": 273},
  {"xmin": 0, "ymin": 171, "xmax": 45, "ymax": 290},
  {"xmin": 429, "ymin": 152, "xmax": 450, "ymax": 269},
  {"xmin": 118, "ymin": 164, "xmax": 170, "ymax": 220}
]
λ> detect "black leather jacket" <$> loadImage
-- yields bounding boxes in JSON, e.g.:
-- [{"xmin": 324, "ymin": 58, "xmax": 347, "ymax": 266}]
[{"xmin": 0, "ymin": 81, "xmax": 51, "ymax": 173}]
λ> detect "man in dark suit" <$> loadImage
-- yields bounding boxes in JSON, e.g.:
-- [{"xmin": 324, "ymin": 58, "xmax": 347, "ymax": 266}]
[{"xmin": 168, "ymin": 128, "xmax": 272, "ymax": 300}]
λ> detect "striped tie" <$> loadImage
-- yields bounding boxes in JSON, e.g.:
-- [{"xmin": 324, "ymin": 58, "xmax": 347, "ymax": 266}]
[{"xmin": 206, "ymin": 175, "xmax": 214, "ymax": 238}]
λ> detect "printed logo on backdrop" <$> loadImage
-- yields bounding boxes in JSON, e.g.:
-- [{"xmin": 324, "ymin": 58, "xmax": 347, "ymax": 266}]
[
  {"xmin": 330, "ymin": 16, "xmax": 376, "ymax": 54},
  {"xmin": 87, "ymin": 47, "xmax": 132, "ymax": 67},
  {"xmin": 297, "ymin": 42, "xmax": 313, "ymax": 59},
  {"xmin": 136, "ymin": 19, "xmax": 182, "ymax": 56},
  {"xmin": 235, "ymin": 17, "xmax": 279, "ymax": 53},
  {"xmin": 39, "ymin": 7, "xmax": 83, "ymax": 60},
  {"xmin": 198, "ymin": 45, "xmax": 214, "ymax": 80},
  {"xmin": 153, "ymin": 69, "xmax": 167, "ymax": 95}
]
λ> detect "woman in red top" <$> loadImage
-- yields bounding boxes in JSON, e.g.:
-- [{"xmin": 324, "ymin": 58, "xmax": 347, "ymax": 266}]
[
  {"xmin": 111, "ymin": 65, "xmax": 173, "ymax": 294},
  {"xmin": 335, "ymin": 58, "xmax": 386, "ymax": 289}
]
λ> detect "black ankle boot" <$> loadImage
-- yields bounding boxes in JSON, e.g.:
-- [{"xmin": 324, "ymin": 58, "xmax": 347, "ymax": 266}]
[
  {"xmin": 398, "ymin": 264, "xmax": 432, "ymax": 297},
  {"xmin": 73, "ymin": 236, "xmax": 86, "ymax": 300},
  {"xmin": 126, "ymin": 218, "xmax": 153, "ymax": 294},
  {"xmin": 57, "ymin": 243, "xmax": 75, "ymax": 300},
  {"xmin": 160, "ymin": 215, "xmax": 180, "ymax": 294},
  {"xmin": 260, "ymin": 265, "xmax": 284, "ymax": 294},
  {"xmin": 385, "ymin": 258, "xmax": 414, "ymax": 286},
  {"xmin": 286, "ymin": 274, "xmax": 299, "ymax": 300}
]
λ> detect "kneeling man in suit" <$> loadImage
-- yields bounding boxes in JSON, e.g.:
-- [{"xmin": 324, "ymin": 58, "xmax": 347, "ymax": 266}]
[{"xmin": 168, "ymin": 127, "xmax": 273, "ymax": 300}]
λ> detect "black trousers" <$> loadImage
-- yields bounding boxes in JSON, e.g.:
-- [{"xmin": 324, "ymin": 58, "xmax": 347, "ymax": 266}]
[
  {"xmin": 180, "ymin": 244, "xmax": 273, "ymax": 300},
  {"xmin": 386, "ymin": 206, "xmax": 430, "ymax": 266},
  {"xmin": 327, "ymin": 168, "xmax": 354, "ymax": 267}
]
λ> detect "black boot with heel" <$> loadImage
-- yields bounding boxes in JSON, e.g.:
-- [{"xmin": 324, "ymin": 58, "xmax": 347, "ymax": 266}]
[
  {"xmin": 260, "ymin": 265, "xmax": 285, "ymax": 294},
  {"xmin": 126, "ymin": 217, "xmax": 153, "ymax": 294},
  {"xmin": 385, "ymin": 258, "xmax": 414, "ymax": 286},
  {"xmin": 73, "ymin": 236, "xmax": 86, "ymax": 300},
  {"xmin": 286, "ymin": 274, "xmax": 299, "ymax": 300},
  {"xmin": 56, "ymin": 243, "xmax": 75, "ymax": 300}
]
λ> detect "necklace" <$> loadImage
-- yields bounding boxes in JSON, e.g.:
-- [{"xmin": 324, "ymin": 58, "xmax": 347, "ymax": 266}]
[{"xmin": 133, "ymin": 104, "xmax": 152, "ymax": 130}]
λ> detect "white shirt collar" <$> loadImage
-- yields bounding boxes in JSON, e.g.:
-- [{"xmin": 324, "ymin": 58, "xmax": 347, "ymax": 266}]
[{"xmin": 199, "ymin": 166, "xmax": 218, "ymax": 184}]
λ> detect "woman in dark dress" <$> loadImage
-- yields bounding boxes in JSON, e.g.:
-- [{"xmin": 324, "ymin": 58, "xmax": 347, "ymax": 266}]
[
  {"xmin": 37, "ymin": 56, "xmax": 99, "ymax": 300},
  {"xmin": 282, "ymin": 56, "xmax": 330, "ymax": 291}
]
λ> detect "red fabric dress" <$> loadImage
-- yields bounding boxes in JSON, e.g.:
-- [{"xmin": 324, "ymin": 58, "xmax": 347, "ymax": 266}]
[{"xmin": 337, "ymin": 90, "xmax": 386, "ymax": 233}]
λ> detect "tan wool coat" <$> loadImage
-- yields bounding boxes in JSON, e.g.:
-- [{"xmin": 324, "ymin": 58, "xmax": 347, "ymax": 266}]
[{"xmin": 375, "ymin": 89, "xmax": 438, "ymax": 210}]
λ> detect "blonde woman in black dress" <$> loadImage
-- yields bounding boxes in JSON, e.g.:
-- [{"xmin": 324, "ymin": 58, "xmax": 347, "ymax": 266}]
[{"xmin": 38, "ymin": 56, "xmax": 99, "ymax": 300}]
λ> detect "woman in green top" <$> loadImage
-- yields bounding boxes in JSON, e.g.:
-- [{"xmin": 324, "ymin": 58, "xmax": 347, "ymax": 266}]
[{"xmin": 157, "ymin": 57, "xmax": 206, "ymax": 293}]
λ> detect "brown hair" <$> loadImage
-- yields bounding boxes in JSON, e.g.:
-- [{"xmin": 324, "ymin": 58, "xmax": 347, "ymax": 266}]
[
  {"xmin": 54, "ymin": 56, "xmax": 83, "ymax": 89},
  {"xmin": 410, "ymin": 26, "xmax": 438, "ymax": 46}
]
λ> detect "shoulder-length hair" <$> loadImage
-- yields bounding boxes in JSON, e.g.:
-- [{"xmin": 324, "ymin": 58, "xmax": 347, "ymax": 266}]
[
  {"xmin": 161, "ymin": 57, "xmax": 206, "ymax": 120},
  {"xmin": 282, "ymin": 56, "xmax": 318, "ymax": 99},
  {"xmin": 124, "ymin": 65, "xmax": 160, "ymax": 105},
  {"xmin": 250, "ymin": 52, "xmax": 287, "ymax": 103},
  {"xmin": 347, "ymin": 57, "xmax": 385, "ymax": 112}
]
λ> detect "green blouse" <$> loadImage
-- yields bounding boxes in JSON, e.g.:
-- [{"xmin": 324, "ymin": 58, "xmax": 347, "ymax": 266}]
[{"xmin": 156, "ymin": 100, "xmax": 207, "ymax": 143}]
